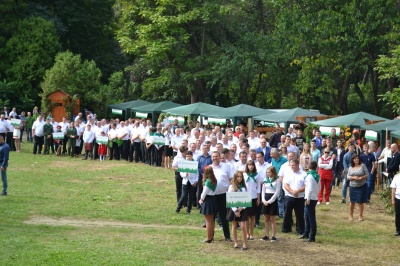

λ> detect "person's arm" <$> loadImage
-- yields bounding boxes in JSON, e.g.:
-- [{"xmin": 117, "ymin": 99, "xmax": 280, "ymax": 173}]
[
  {"xmin": 392, "ymin": 187, "xmax": 396, "ymax": 206},
  {"xmin": 267, "ymin": 179, "xmax": 281, "ymax": 204}
]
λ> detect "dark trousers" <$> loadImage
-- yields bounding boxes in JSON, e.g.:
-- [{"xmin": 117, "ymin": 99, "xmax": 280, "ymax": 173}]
[
  {"xmin": 147, "ymin": 145, "xmax": 154, "ymax": 165},
  {"xmin": 134, "ymin": 142, "xmax": 142, "ymax": 162},
  {"xmin": 68, "ymin": 138, "xmax": 76, "ymax": 156},
  {"xmin": 197, "ymin": 174, "xmax": 204, "ymax": 204},
  {"xmin": 395, "ymin": 198, "xmax": 400, "ymax": 233},
  {"xmin": 121, "ymin": 140, "xmax": 130, "ymax": 161},
  {"xmin": 216, "ymin": 193, "xmax": 230, "ymax": 239},
  {"xmin": 33, "ymin": 135, "xmax": 44, "ymax": 154},
  {"xmin": 93, "ymin": 141, "xmax": 99, "ymax": 159},
  {"xmin": 110, "ymin": 142, "xmax": 120, "ymax": 160},
  {"xmin": 44, "ymin": 135, "xmax": 53, "ymax": 154},
  {"xmin": 141, "ymin": 142, "xmax": 147, "ymax": 163},
  {"xmin": 282, "ymin": 196, "xmax": 305, "ymax": 234},
  {"xmin": 175, "ymin": 171, "xmax": 182, "ymax": 202},
  {"xmin": 155, "ymin": 146, "xmax": 163, "ymax": 166},
  {"xmin": 62, "ymin": 135, "xmax": 68, "ymax": 153},
  {"xmin": 177, "ymin": 181, "xmax": 197, "ymax": 213},
  {"xmin": 6, "ymin": 132, "xmax": 13, "ymax": 150},
  {"xmin": 26, "ymin": 128, "xmax": 33, "ymax": 142},
  {"xmin": 304, "ymin": 200, "xmax": 318, "ymax": 240}
]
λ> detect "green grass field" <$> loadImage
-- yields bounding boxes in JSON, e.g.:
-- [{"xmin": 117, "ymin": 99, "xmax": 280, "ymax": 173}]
[{"xmin": 0, "ymin": 142, "xmax": 398, "ymax": 265}]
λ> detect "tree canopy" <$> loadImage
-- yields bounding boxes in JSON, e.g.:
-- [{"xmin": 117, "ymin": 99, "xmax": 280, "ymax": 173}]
[{"xmin": 1, "ymin": 0, "xmax": 400, "ymax": 117}]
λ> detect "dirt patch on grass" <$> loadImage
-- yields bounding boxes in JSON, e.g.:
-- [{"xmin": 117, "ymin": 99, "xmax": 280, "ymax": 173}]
[{"xmin": 24, "ymin": 215, "xmax": 202, "ymax": 230}]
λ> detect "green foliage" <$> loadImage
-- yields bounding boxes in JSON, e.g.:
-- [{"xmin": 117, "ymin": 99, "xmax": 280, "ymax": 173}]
[
  {"xmin": 41, "ymin": 51, "xmax": 102, "ymax": 113},
  {"xmin": 4, "ymin": 16, "xmax": 61, "ymax": 105},
  {"xmin": 380, "ymin": 188, "xmax": 394, "ymax": 214},
  {"xmin": 304, "ymin": 123, "xmax": 320, "ymax": 143}
]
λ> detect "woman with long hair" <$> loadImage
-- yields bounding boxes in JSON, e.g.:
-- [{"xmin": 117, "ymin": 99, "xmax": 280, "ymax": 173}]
[
  {"xmin": 261, "ymin": 166, "xmax": 280, "ymax": 242},
  {"xmin": 199, "ymin": 166, "xmax": 218, "ymax": 243}
]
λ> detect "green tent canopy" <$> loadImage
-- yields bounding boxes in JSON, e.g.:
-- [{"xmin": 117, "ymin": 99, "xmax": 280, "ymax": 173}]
[
  {"xmin": 312, "ymin": 111, "xmax": 387, "ymax": 127},
  {"xmin": 202, "ymin": 104, "xmax": 273, "ymax": 118},
  {"xmin": 130, "ymin": 101, "xmax": 183, "ymax": 126},
  {"xmin": 390, "ymin": 130, "xmax": 400, "ymax": 139},
  {"xmin": 361, "ymin": 118, "xmax": 400, "ymax": 131},
  {"xmin": 108, "ymin": 99, "xmax": 152, "ymax": 119},
  {"xmin": 253, "ymin": 107, "xmax": 321, "ymax": 124},
  {"xmin": 162, "ymin": 102, "xmax": 225, "ymax": 116}
]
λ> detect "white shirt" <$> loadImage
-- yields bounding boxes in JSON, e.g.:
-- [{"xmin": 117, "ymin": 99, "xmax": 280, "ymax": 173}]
[
  {"xmin": 255, "ymin": 161, "xmax": 270, "ymax": 180},
  {"xmin": 118, "ymin": 126, "xmax": 130, "ymax": 140},
  {"xmin": 283, "ymin": 169, "xmax": 306, "ymax": 198},
  {"xmin": 248, "ymin": 137, "xmax": 260, "ymax": 150},
  {"xmin": 130, "ymin": 125, "xmax": 141, "ymax": 142},
  {"xmin": 58, "ymin": 121, "xmax": 69, "ymax": 134},
  {"xmin": 390, "ymin": 173, "xmax": 400, "ymax": 200},
  {"xmin": 261, "ymin": 177, "xmax": 281, "ymax": 204},
  {"xmin": 83, "ymin": 130, "xmax": 94, "ymax": 143},
  {"xmin": 171, "ymin": 134, "xmax": 184, "ymax": 152},
  {"xmin": 212, "ymin": 163, "xmax": 232, "ymax": 195},
  {"xmin": 0, "ymin": 119, "xmax": 9, "ymax": 133},
  {"xmin": 244, "ymin": 172, "xmax": 261, "ymax": 199},
  {"xmin": 304, "ymin": 173, "xmax": 320, "ymax": 201},
  {"xmin": 234, "ymin": 161, "xmax": 247, "ymax": 172},
  {"xmin": 32, "ymin": 119, "xmax": 45, "ymax": 137}
]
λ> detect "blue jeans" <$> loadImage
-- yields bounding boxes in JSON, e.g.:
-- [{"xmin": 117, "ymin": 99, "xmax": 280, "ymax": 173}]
[
  {"xmin": 366, "ymin": 172, "xmax": 375, "ymax": 201},
  {"xmin": 304, "ymin": 200, "xmax": 317, "ymax": 240},
  {"xmin": 26, "ymin": 128, "xmax": 33, "ymax": 142},
  {"xmin": 1, "ymin": 168, "xmax": 7, "ymax": 194}
]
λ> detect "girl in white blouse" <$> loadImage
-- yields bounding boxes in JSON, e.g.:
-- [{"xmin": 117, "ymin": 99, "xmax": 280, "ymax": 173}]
[{"xmin": 261, "ymin": 166, "xmax": 281, "ymax": 242}]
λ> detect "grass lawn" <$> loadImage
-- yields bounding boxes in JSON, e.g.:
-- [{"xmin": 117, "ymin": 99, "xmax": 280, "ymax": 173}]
[{"xmin": 0, "ymin": 142, "xmax": 398, "ymax": 265}]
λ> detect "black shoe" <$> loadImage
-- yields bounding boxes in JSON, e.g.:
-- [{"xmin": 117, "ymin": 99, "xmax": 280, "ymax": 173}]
[
  {"xmin": 282, "ymin": 229, "xmax": 292, "ymax": 233},
  {"xmin": 202, "ymin": 221, "xmax": 206, "ymax": 228},
  {"xmin": 225, "ymin": 238, "xmax": 233, "ymax": 242},
  {"xmin": 341, "ymin": 199, "xmax": 346, "ymax": 204},
  {"xmin": 304, "ymin": 238, "xmax": 315, "ymax": 242},
  {"xmin": 298, "ymin": 234, "xmax": 309, "ymax": 239},
  {"xmin": 271, "ymin": 237, "xmax": 277, "ymax": 242},
  {"xmin": 260, "ymin": 235, "xmax": 269, "ymax": 241},
  {"xmin": 1, "ymin": 192, "xmax": 7, "ymax": 196},
  {"xmin": 395, "ymin": 232, "xmax": 400, "ymax": 236},
  {"xmin": 201, "ymin": 238, "xmax": 213, "ymax": 243}
]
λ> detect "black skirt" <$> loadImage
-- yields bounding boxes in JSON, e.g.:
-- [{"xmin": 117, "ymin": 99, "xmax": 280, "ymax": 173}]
[
  {"xmin": 349, "ymin": 184, "xmax": 367, "ymax": 204},
  {"xmin": 227, "ymin": 208, "xmax": 248, "ymax": 222},
  {"xmin": 200, "ymin": 195, "xmax": 219, "ymax": 215},
  {"xmin": 246, "ymin": 198, "xmax": 258, "ymax": 216},
  {"xmin": 164, "ymin": 145, "xmax": 173, "ymax": 156},
  {"xmin": 261, "ymin": 193, "xmax": 278, "ymax": 216}
]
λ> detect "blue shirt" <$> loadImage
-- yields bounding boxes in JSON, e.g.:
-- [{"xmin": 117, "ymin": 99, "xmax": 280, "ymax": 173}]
[
  {"xmin": 0, "ymin": 142, "xmax": 10, "ymax": 168},
  {"xmin": 360, "ymin": 152, "xmax": 376, "ymax": 173},
  {"xmin": 272, "ymin": 156, "xmax": 288, "ymax": 173},
  {"xmin": 197, "ymin": 154, "xmax": 212, "ymax": 175}
]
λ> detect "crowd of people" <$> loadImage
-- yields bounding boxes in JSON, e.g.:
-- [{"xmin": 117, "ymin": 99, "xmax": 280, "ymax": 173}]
[{"xmin": 1, "ymin": 106, "xmax": 400, "ymax": 245}]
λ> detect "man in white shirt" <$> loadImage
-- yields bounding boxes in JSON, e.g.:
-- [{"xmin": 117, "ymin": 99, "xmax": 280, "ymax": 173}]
[
  {"xmin": 171, "ymin": 128, "xmax": 184, "ymax": 157},
  {"xmin": 211, "ymin": 151, "xmax": 232, "ymax": 242},
  {"xmin": 282, "ymin": 159, "xmax": 306, "ymax": 234},
  {"xmin": 300, "ymin": 161, "xmax": 320, "ymax": 242},
  {"xmin": 0, "ymin": 114, "xmax": 9, "ymax": 140},
  {"xmin": 130, "ymin": 120, "xmax": 142, "ymax": 162},
  {"xmin": 247, "ymin": 130, "xmax": 260, "ymax": 150},
  {"xmin": 32, "ymin": 115, "xmax": 45, "ymax": 154},
  {"xmin": 118, "ymin": 121, "xmax": 130, "ymax": 161},
  {"xmin": 58, "ymin": 117, "xmax": 69, "ymax": 154}
]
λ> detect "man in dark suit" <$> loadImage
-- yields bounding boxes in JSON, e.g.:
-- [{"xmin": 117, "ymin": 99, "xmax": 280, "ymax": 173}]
[
  {"xmin": 256, "ymin": 138, "xmax": 271, "ymax": 163},
  {"xmin": 387, "ymin": 144, "xmax": 400, "ymax": 182}
]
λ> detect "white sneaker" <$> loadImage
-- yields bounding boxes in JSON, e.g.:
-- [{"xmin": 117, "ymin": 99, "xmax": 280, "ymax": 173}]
[
  {"xmin": 326, "ymin": 202, "xmax": 330, "ymax": 205},
  {"xmin": 317, "ymin": 202, "xmax": 321, "ymax": 205}
]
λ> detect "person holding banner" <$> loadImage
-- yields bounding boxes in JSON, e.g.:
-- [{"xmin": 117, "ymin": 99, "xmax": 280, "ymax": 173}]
[
  {"xmin": 54, "ymin": 125, "xmax": 63, "ymax": 156},
  {"xmin": 175, "ymin": 151, "xmax": 198, "ymax": 214},
  {"xmin": 12, "ymin": 117, "xmax": 22, "ymax": 152},
  {"xmin": 199, "ymin": 166, "xmax": 218, "ymax": 243},
  {"xmin": 227, "ymin": 171, "xmax": 248, "ymax": 250}
]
